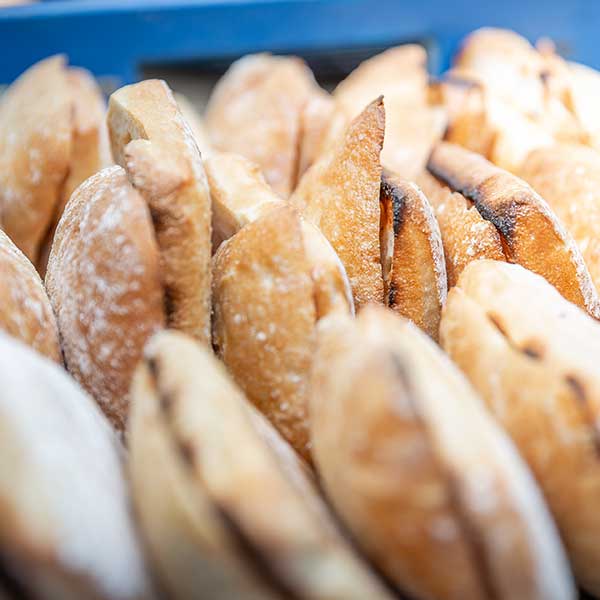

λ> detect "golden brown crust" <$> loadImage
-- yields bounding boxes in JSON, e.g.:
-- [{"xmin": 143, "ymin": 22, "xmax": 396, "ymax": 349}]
[
  {"xmin": 46, "ymin": 166, "xmax": 165, "ymax": 430},
  {"xmin": 129, "ymin": 330, "xmax": 394, "ymax": 600},
  {"xmin": 204, "ymin": 152, "xmax": 283, "ymax": 252},
  {"xmin": 311, "ymin": 307, "xmax": 574, "ymax": 600},
  {"xmin": 440, "ymin": 259, "xmax": 600, "ymax": 594},
  {"xmin": 290, "ymin": 98, "xmax": 385, "ymax": 309},
  {"xmin": 205, "ymin": 54, "xmax": 318, "ymax": 197},
  {"xmin": 519, "ymin": 144, "xmax": 600, "ymax": 292},
  {"xmin": 0, "ymin": 56, "xmax": 72, "ymax": 263},
  {"xmin": 417, "ymin": 169, "xmax": 505, "ymax": 287},
  {"xmin": 333, "ymin": 45, "xmax": 445, "ymax": 180},
  {"xmin": 428, "ymin": 142, "xmax": 599, "ymax": 314},
  {"xmin": 379, "ymin": 173, "xmax": 447, "ymax": 339},
  {"xmin": 108, "ymin": 79, "xmax": 212, "ymax": 344},
  {"xmin": 0, "ymin": 229, "xmax": 60, "ymax": 362},
  {"xmin": 37, "ymin": 67, "xmax": 112, "ymax": 276},
  {"xmin": 212, "ymin": 206, "xmax": 316, "ymax": 459}
]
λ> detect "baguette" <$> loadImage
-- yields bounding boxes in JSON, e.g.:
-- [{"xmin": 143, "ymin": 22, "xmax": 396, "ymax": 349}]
[
  {"xmin": 0, "ymin": 228, "xmax": 60, "ymax": 362},
  {"xmin": 428, "ymin": 142, "xmax": 599, "ymax": 314},
  {"xmin": 311, "ymin": 306, "xmax": 574, "ymax": 600},
  {"xmin": 205, "ymin": 54, "xmax": 319, "ymax": 197},
  {"xmin": 0, "ymin": 56, "xmax": 110, "ymax": 269},
  {"xmin": 291, "ymin": 97, "xmax": 385, "ymax": 308},
  {"xmin": 380, "ymin": 172, "xmax": 447, "ymax": 338},
  {"xmin": 212, "ymin": 205, "xmax": 352, "ymax": 459},
  {"xmin": 129, "ymin": 330, "xmax": 393, "ymax": 600},
  {"xmin": 108, "ymin": 79, "xmax": 212, "ymax": 344},
  {"xmin": 46, "ymin": 166, "xmax": 165, "ymax": 430},
  {"xmin": 519, "ymin": 144, "xmax": 600, "ymax": 291},
  {"xmin": 440, "ymin": 259, "xmax": 600, "ymax": 594},
  {"xmin": 0, "ymin": 333, "xmax": 153, "ymax": 599}
]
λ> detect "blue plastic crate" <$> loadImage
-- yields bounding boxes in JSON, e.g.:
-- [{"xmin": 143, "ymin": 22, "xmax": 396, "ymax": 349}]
[{"xmin": 1, "ymin": 0, "xmax": 600, "ymax": 86}]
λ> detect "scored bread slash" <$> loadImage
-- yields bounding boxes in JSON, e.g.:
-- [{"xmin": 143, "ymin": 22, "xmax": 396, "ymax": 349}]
[
  {"xmin": 0, "ymin": 229, "xmax": 61, "ymax": 362},
  {"xmin": 291, "ymin": 97, "xmax": 385, "ymax": 309},
  {"xmin": 108, "ymin": 79, "xmax": 212, "ymax": 344},
  {"xmin": 428, "ymin": 142, "xmax": 600, "ymax": 315},
  {"xmin": 205, "ymin": 54, "xmax": 320, "ymax": 197},
  {"xmin": 440, "ymin": 260, "xmax": 600, "ymax": 595},
  {"xmin": 379, "ymin": 172, "xmax": 447, "ymax": 339},
  {"xmin": 0, "ymin": 334, "xmax": 154, "ymax": 599},
  {"xmin": 417, "ymin": 169, "xmax": 505, "ymax": 287},
  {"xmin": 212, "ymin": 205, "xmax": 353, "ymax": 460},
  {"xmin": 46, "ymin": 166, "xmax": 166, "ymax": 430},
  {"xmin": 204, "ymin": 152, "xmax": 284, "ymax": 252},
  {"xmin": 310, "ymin": 306, "xmax": 575, "ymax": 600},
  {"xmin": 519, "ymin": 144, "xmax": 600, "ymax": 292},
  {"xmin": 129, "ymin": 330, "xmax": 394, "ymax": 600}
]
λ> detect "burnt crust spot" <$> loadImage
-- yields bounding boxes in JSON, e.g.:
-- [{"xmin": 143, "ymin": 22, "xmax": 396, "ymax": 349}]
[
  {"xmin": 388, "ymin": 281, "xmax": 397, "ymax": 309},
  {"xmin": 145, "ymin": 355, "xmax": 176, "ymax": 415},
  {"xmin": 380, "ymin": 172, "xmax": 406, "ymax": 236},
  {"xmin": 520, "ymin": 339, "xmax": 544, "ymax": 360},
  {"xmin": 177, "ymin": 439, "xmax": 196, "ymax": 467},
  {"xmin": 215, "ymin": 504, "xmax": 303, "ymax": 600},
  {"xmin": 163, "ymin": 285, "xmax": 176, "ymax": 321}
]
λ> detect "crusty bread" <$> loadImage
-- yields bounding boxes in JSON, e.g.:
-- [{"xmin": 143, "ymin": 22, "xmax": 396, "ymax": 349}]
[
  {"xmin": 129, "ymin": 330, "xmax": 393, "ymax": 600},
  {"xmin": 0, "ymin": 56, "xmax": 72, "ymax": 263},
  {"xmin": 440, "ymin": 259, "xmax": 600, "ymax": 594},
  {"xmin": 108, "ymin": 79, "xmax": 211, "ymax": 344},
  {"xmin": 37, "ymin": 66, "xmax": 112, "ymax": 275},
  {"xmin": 0, "ymin": 228, "xmax": 60, "ymax": 362},
  {"xmin": 0, "ymin": 333, "xmax": 153, "ymax": 599},
  {"xmin": 212, "ymin": 205, "xmax": 352, "ymax": 459},
  {"xmin": 174, "ymin": 92, "xmax": 212, "ymax": 157},
  {"xmin": 205, "ymin": 54, "xmax": 318, "ymax": 197},
  {"xmin": 297, "ymin": 88, "xmax": 336, "ymax": 178},
  {"xmin": 332, "ymin": 45, "xmax": 445, "ymax": 180},
  {"xmin": 417, "ymin": 169, "xmax": 505, "ymax": 287},
  {"xmin": 291, "ymin": 97, "xmax": 385, "ymax": 309},
  {"xmin": 46, "ymin": 166, "xmax": 165, "ymax": 430},
  {"xmin": 428, "ymin": 142, "xmax": 599, "ymax": 314},
  {"xmin": 311, "ymin": 306, "xmax": 575, "ymax": 600},
  {"xmin": 379, "ymin": 173, "xmax": 447, "ymax": 338},
  {"xmin": 519, "ymin": 144, "xmax": 600, "ymax": 292},
  {"xmin": 204, "ymin": 151, "xmax": 283, "ymax": 252}
]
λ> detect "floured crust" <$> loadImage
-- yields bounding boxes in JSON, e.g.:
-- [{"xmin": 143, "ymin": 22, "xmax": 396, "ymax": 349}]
[
  {"xmin": 108, "ymin": 79, "xmax": 211, "ymax": 344},
  {"xmin": 290, "ymin": 98, "xmax": 385, "ymax": 308},
  {"xmin": 45, "ymin": 166, "xmax": 165, "ymax": 430},
  {"xmin": 37, "ymin": 67, "xmax": 112, "ymax": 275},
  {"xmin": 204, "ymin": 152, "xmax": 283, "ymax": 252},
  {"xmin": 0, "ymin": 229, "xmax": 60, "ymax": 362},
  {"xmin": 440, "ymin": 259, "xmax": 600, "ymax": 594},
  {"xmin": 205, "ymin": 54, "xmax": 318, "ymax": 197},
  {"xmin": 428, "ymin": 142, "xmax": 599, "ymax": 314},
  {"xmin": 0, "ymin": 333, "xmax": 152, "ymax": 599},
  {"xmin": 417, "ymin": 169, "xmax": 505, "ymax": 287},
  {"xmin": 333, "ymin": 45, "xmax": 445, "ymax": 180},
  {"xmin": 129, "ymin": 330, "xmax": 394, "ymax": 600},
  {"xmin": 519, "ymin": 144, "xmax": 600, "ymax": 292},
  {"xmin": 0, "ymin": 55, "xmax": 72, "ymax": 263},
  {"xmin": 212, "ymin": 206, "xmax": 317, "ymax": 459},
  {"xmin": 311, "ymin": 307, "xmax": 574, "ymax": 600},
  {"xmin": 379, "ymin": 173, "xmax": 447, "ymax": 339}
]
